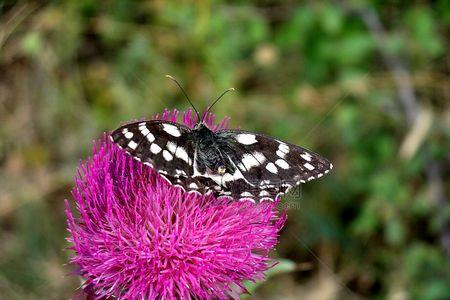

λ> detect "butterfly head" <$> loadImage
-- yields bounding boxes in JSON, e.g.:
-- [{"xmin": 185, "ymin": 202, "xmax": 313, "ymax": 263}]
[
  {"xmin": 193, "ymin": 122, "xmax": 208, "ymax": 131},
  {"xmin": 193, "ymin": 122, "xmax": 216, "ymax": 139}
]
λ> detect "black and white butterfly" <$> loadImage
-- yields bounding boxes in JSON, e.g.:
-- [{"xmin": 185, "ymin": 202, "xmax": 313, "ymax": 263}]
[{"xmin": 110, "ymin": 76, "xmax": 332, "ymax": 203}]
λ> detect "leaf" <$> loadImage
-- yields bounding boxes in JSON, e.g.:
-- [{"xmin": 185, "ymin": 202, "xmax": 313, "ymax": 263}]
[{"xmin": 242, "ymin": 258, "xmax": 297, "ymax": 297}]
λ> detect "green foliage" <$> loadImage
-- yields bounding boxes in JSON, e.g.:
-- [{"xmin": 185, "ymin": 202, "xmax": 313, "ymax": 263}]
[
  {"xmin": 0, "ymin": 1, "xmax": 448, "ymax": 299},
  {"xmin": 242, "ymin": 258, "xmax": 297, "ymax": 298}
]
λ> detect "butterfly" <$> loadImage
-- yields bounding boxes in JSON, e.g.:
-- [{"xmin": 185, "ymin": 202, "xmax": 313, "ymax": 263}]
[{"xmin": 110, "ymin": 76, "xmax": 332, "ymax": 203}]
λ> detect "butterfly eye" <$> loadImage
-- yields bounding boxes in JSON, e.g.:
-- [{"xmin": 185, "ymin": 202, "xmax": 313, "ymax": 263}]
[{"xmin": 217, "ymin": 165, "xmax": 226, "ymax": 175}]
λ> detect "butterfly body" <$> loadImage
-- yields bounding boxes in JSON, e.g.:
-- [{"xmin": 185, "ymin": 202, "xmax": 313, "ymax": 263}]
[
  {"xmin": 191, "ymin": 123, "xmax": 234, "ymax": 176},
  {"xmin": 111, "ymin": 119, "xmax": 332, "ymax": 203}
]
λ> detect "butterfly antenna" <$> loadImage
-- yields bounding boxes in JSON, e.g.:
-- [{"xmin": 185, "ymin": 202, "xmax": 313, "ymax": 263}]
[
  {"xmin": 165, "ymin": 75, "xmax": 201, "ymax": 121},
  {"xmin": 202, "ymin": 87, "xmax": 235, "ymax": 122}
]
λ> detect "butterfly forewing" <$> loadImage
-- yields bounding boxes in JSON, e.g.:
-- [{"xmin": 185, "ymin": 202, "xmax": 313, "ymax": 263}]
[{"xmin": 110, "ymin": 121, "xmax": 194, "ymax": 178}]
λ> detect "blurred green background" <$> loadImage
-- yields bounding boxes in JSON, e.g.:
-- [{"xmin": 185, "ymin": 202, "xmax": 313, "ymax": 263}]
[{"xmin": 1, "ymin": 1, "xmax": 449, "ymax": 299}]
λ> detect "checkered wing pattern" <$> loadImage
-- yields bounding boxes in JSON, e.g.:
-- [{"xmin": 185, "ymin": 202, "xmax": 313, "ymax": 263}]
[
  {"xmin": 111, "ymin": 123, "xmax": 332, "ymax": 203},
  {"xmin": 110, "ymin": 121, "xmax": 195, "ymax": 180}
]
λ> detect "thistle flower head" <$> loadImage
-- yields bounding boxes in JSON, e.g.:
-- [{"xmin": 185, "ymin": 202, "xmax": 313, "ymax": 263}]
[{"xmin": 66, "ymin": 109, "xmax": 286, "ymax": 299}]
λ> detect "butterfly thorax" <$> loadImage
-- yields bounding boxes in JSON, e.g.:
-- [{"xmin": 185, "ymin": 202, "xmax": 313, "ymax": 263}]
[{"xmin": 192, "ymin": 123, "xmax": 235, "ymax": 175}]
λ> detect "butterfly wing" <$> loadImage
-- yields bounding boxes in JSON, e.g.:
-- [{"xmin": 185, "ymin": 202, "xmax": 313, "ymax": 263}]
[
  {"xmin": 110, "ymin": 121, "xmax": 195, "ymax": 179},
  {"xmin": 165, "ymin": 175, "xmax": 220, "ymax": 196},
  {"xmin": 213, "ymin": 130, "xmax": 333, "ymax": 202}
]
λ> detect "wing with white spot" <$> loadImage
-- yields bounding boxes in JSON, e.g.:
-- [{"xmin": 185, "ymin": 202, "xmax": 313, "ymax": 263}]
[
  {"xmin": 168, "ymin": 175, "xmax": 219, "ymax": 196},
  {"xmin": 214, "ymin": 129, "xmax": 333, "ymax": 202},
  {"xmin": 110, "ymin": 121, "xmax": 194, "ymax": 178}
]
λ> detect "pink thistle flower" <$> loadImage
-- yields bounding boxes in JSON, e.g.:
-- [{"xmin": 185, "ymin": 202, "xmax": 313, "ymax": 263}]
[{"xmin": 65, "ymin": 109, "xmax": 286, "ymax": 300}]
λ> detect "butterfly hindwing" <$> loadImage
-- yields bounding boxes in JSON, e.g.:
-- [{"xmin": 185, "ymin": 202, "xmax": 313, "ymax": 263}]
[
  {"xmin": 110, "ymin": 120, "xmax": 194, "ymax": 178},
  {"xmin": 168, "ymin": 175, "xmax": 219, "ymax": 196}
]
